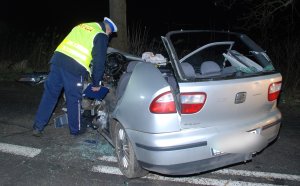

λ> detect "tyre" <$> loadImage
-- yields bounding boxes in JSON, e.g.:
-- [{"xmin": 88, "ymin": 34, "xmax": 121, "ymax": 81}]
[{"xmin": 114, "ymin": 122, "xmax": 148, "ymax": 178}]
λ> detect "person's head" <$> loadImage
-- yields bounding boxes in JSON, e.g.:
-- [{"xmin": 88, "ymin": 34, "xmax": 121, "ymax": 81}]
[{"xmin": 103, "ymin": 17, "xmax": 117, "ymax": 35}]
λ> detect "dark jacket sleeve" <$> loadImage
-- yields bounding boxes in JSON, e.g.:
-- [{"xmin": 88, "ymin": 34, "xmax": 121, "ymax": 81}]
[{"xmin": 91, "ymin": 33, "xmax": 109, "ymax": 87}]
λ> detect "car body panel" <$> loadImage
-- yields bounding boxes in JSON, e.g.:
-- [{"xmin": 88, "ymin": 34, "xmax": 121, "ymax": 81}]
[
  {"xmin": 178, "ymin": 73, "xmax": 282, "ymax": 129},
  {"xmin": 126, "ymin": 116, "xmax": 280, "ymax": 175},
  {"xmin": 112, "ymin": 62, "xmax": 181, "ymax": 133}
]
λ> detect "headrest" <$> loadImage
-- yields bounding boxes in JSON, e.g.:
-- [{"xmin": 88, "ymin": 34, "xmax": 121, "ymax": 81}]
[
  {"xmin": 181, "ymin": 62, "xmax": 196, "ymax": 78},
  {"xmin": 201, "ymin": 61, "xmax": 221, "ymax": 74}
]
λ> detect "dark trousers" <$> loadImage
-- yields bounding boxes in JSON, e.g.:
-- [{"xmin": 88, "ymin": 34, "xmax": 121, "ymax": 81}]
[{"xmin": 33, "ymin": 64, "xmax": 84, "ymax": 134}]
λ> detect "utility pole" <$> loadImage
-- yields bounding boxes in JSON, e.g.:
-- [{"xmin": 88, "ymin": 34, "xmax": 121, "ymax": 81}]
[{"xmin": 109, "ymin": 0, "xmax": 128, "ymax": 52}]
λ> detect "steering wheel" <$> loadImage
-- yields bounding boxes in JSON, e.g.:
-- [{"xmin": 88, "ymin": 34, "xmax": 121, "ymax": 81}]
[{"xmin": 105, "ymin": 52, "xmax": 127, "ymax": 77}]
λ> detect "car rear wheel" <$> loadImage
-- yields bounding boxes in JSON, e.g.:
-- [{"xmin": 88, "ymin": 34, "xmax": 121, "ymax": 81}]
[{"xmin": 114, "ymin": 122, "xmax": 148, "ymax": 178}]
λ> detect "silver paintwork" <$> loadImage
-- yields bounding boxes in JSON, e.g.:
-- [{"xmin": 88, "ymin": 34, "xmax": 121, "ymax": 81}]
[{"xmin": 112, "ymin": 62, "xmax": 181, "ymax": 133}]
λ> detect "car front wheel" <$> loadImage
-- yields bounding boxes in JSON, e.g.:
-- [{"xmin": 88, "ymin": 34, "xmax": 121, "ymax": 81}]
[{"xmin": 114, "ymin": 122, "xmax": 148, "ymax": 178}]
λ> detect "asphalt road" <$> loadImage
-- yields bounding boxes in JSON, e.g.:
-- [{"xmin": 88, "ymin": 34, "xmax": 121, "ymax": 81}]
[{"xmin": 0, "ymin": 81, "xmax": 299, "ymax": 186}]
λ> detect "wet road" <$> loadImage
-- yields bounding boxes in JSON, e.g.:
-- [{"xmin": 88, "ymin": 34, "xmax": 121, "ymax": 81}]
[{"xmin": 0, "ymin": 81, "xmax": 299, "ymax": 186}]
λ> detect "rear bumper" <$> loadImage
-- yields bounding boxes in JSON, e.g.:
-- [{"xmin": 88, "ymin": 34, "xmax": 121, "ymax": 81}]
[
  {"xmin": 139, "ymin": 153, "xmax": 252, "ymax": 175},
  {"xmin": 126, "ymin": 118, "xmax": 281, "ymax": 175}
]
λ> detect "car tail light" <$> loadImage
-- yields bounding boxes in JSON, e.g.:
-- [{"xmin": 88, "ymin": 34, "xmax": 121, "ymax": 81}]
[
  {"xmin": 268, "ymin": 81, "xmax": 282, "ymax": 101},
  {"xmin": 180, "ymin": 92, "xmax": 207, "ymax": 114},
  {"xmin": 150, "ymin": 91, "xmax": 176, "ymax": 114}
]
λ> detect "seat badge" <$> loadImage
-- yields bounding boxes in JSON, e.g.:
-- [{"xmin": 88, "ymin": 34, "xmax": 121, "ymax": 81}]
[{"xmin": 235, "ymin": 92, "xmax": 247, "ymax": 104}]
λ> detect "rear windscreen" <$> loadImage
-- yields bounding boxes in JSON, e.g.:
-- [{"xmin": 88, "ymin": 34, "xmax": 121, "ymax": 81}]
[{"xmin": 168, "ymin": 31, "xmax": 275, "ymax": 75}]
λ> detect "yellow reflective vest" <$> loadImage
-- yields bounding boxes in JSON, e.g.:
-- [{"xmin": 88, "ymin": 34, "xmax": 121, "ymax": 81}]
[{"xmin": 56, "ymin": 23, "xmax": 105, "ymax": 74}]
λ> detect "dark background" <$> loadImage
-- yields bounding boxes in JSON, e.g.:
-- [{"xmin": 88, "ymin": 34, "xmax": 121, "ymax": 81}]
[
  {"xmin": 0, "ymin": 0, "xmax": 299, "ymax": 97},
  {"xmin": 2, "ymin": 0, "xmax": 293, "ymax": 37},
  {"xmin": 0, "ymin": 0, "xmax": 298, "ymax": 46},
  {"xmin": 0, "ymin": 1, "xmax": 109, "ymax": 33}
]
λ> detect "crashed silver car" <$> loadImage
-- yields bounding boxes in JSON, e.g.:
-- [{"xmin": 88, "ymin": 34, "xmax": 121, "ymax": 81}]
[
  {"xmin": 20, "ymin": 30, "xmax": 283, "ymax": 178},
  {"xmin": 91, "ymin": 30, "xmax": 282, "ymax": 178}
]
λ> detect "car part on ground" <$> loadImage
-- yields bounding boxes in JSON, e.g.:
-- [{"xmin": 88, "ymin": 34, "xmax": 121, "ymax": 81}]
[{"xmin": 17, "ymin": 72, "xmax": 48, "ymax": 85}]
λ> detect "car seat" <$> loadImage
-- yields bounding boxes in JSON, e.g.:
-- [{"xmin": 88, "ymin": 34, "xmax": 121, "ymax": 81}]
[{"xmin": 116, "ymin": 61, "xmax": 140, "ymax": 100}]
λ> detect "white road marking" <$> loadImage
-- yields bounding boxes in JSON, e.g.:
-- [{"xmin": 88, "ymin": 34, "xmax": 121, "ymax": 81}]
[
  {"xmin": 98, "ymin": 155, "xmax": 300, "ymax": 182},
  {"xmin": 91, "ymin": 165, "xmax": 279, "ymax": 186},
  {"xmin": 97, "ymin": 155, "xmax": 117, "ymax": 162},
  {"xmin": 0, "ymin": 142, "xmax": 41, "ymax": 158},
  {"xmin": 214, "ymin": 169, "xmax": 300, "ymax": 182}
]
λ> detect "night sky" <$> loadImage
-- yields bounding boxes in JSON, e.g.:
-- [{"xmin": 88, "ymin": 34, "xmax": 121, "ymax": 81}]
[
  {"xmin": 0, "ymin": 1, "xmax": 240, "ymax": 37},
  {"xmin": 0, "ymin": 1, "xmax": 109, "ymax": 33},
  {"xmin": 0, "ymin": 0, "xmax": 299, "ymax": 44}
]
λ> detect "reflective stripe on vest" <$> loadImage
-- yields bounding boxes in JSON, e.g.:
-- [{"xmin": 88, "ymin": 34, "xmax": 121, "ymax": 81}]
[{"xmin": 55, "ymin": 23, "xmax": 105, "ymax": 74}]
